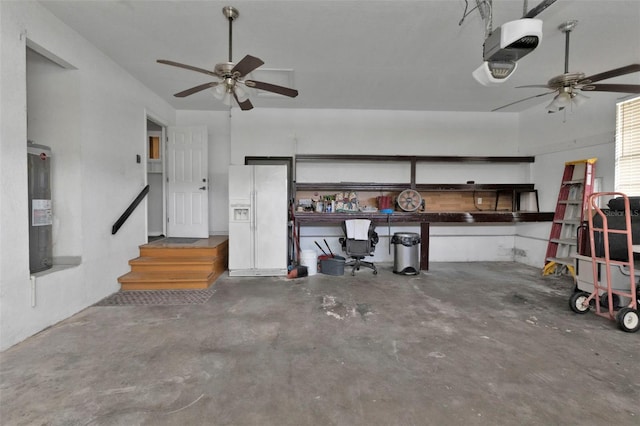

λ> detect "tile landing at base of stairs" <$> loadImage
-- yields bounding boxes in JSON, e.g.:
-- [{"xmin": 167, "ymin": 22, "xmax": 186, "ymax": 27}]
[{"xmin": 1, "ymin": 262, "xmax": 638, "ymax": 426}]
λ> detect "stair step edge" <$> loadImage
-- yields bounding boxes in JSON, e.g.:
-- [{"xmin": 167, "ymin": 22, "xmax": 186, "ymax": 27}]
[
  {"xmin": 129, "ymin": 256, "xmax": 219, "ymax": 264},
  {"xmin": 118, "ymin": 271, "xmax": 217, "ymax": 283}
]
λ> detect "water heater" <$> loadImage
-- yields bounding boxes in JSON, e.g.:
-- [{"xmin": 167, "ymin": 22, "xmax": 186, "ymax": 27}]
[{"xmin": 27, "ymin": 143, "xmax": 53, "ymax": 273}]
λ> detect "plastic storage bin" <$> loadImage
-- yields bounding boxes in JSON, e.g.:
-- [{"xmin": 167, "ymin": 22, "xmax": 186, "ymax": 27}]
[
  {"xmin": 320, "ymin": 257, "xmax": 345, "ymax": 275},
  {"xmin": 300, "ymin": 250, "xmax": 318, "ymax": 276}
]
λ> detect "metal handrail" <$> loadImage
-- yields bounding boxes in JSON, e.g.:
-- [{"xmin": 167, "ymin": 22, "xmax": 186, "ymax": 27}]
[{"xmin": 112, "ymin": 185, "xmax": 149, "ymax": 235}]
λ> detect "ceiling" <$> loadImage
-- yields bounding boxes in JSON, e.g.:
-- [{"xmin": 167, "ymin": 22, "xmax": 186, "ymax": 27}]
[{"xmin": 40, "ymin": 0, "xmax": 640, "ymax": 113}]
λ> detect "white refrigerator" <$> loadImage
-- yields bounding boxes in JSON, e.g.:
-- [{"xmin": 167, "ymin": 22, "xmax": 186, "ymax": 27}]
[{"xmin": 228, "ymin": 165, "xmax": 288, "ymax": 276}]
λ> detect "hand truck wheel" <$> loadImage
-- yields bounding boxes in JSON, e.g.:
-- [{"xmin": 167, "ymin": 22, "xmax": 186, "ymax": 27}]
[
  {"xmin": 569, "ymin": 291, "xmax": 590, "ymax": 314},
  {"xmin": 616, "ymin": 308, "xmax": 640, "ymax": 333}
]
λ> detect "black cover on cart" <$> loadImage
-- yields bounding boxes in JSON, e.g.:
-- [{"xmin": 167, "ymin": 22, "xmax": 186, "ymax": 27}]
[
  {"xmin": 607, "ymin": 196, "xmax": 640, "ymax": 211},
  {"xmin": 592, "ymin": 209, "xmax": 640, "ymax": 263}
]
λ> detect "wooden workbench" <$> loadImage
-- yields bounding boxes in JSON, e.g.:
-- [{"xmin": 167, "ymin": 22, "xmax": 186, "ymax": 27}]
[{"xmin": 293, "ymin": 211, "xmax": 554, "ymax": 270}]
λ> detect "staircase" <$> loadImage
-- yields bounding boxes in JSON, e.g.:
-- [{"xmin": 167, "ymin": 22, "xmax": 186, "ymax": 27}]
[{"xmin": 117, "ymin": 236, "xmax": 228, "ymax": 290}]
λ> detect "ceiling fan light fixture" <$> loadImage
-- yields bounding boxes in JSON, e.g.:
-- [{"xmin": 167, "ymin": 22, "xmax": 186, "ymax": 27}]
[
  {"xmin": 212, "ymin": 83, "xmax": 227, "ymax": 100},
  {"xmin": 546, "ymin": 89, "xmax": 575, "ymax": 112},
  {"xmin": 556, "ymin": 91, "xmax": 572, "ymax": 107},
  {"xmin": 223, "ymin": 95, "xmax": 234, "ymax": 107},
  {"xmin": 234, "ymin": 84, "xmax": 250, "ymax": 102},
  {"xmin": 571, "ymin": 91, "xmax": 589, "ymax": 107},
  {"xmin": 545, "ymin": 97, "xmax": 560, "ymax": 112},
  {"xmin": 213, "ymin": 89, "xmax": 233, "ymax": 106}
]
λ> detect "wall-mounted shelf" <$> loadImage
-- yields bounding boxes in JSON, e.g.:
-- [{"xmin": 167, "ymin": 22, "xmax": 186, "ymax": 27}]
[
  {"xmin": 294, "ymin": 154, "xmax": 535, "ymax": 191},
  {"xmin": 295, "ymin": 182, "xmax": 536, "ymax": 192},
  {"xmin": 295, "ymin": 155, "xmax": 535, "ymax": 163},
  {"xmin": 294, "ymin": 154, "xmax": 544, "ymax": 213}
]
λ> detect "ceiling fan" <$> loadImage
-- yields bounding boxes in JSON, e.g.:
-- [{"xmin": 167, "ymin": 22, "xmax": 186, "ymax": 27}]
[
  {"xmin": 493, "ymin": 20, "xmax": 640, "ymax": 113},
  {"xmin": 157, "ymin": 6, "xmax": 298, "ymax": 110}
]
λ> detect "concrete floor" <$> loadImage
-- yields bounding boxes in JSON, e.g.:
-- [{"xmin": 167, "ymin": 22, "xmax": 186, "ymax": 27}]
[{"xmin": 1, "ymin": 262, "xmax": 638, "ymax": 425}]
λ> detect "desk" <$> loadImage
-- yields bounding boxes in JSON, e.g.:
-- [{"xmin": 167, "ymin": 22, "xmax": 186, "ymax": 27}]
[
  {"xmin": 293, "ymin": 211, "xmax": 554, "ymax": 271},
  {"xmin": 634, "ymin": 245, "xmax": 640, "ymax": 254}
]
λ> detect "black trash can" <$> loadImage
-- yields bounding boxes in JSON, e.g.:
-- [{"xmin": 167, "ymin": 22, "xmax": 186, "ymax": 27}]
[{"xmin": 391, "ymin": 232, "xmax": 420, "ymax": 275}]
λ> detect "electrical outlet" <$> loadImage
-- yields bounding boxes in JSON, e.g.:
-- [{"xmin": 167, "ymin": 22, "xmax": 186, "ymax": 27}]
[{"xmin": 477, "ymin": 197, "xmax": 483, "ymax": 205}]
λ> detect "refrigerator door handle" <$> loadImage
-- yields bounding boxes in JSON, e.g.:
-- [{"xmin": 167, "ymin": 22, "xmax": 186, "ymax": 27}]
[
  {"xmin": 253, "ymin": 190, "xmax": 258, "ymax": 231},
  {"xmin": 251, "ymin": 190, "xmax": 257, "ymax": 268},
  {"xmin": 251, "ymin": 190, "xmax": 256, "ymax": 230}
]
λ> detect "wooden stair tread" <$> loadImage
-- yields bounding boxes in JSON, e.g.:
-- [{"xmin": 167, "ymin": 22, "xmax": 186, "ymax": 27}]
[
  {"xmin": 139, "ymin": 248, "xmax": 223, "ymax": 258},
  {"xmin": 144, "ymin": 235, "xmax": 228, "ymax": 248},
  {"xmin": 119, "ymin": 271, "xmax": 215, "ymax": 282},
  {"xmin": 119, "ymin": 237, "xmax": 228, "ymax": 290},
  {"xmin": 130, "ymin": 256, "xmax": 218, "ymax": 265}
]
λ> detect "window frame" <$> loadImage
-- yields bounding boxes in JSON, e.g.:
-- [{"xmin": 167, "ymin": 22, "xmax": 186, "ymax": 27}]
[{"xmin": 614, "ymin": 96, "xmax": 640, "ymax": 196}]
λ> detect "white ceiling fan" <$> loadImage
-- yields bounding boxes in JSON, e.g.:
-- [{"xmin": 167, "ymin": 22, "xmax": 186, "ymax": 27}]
[
  {"xmin": 157, "ymin": 6, "xmax": 298, "ymax": 110},
  {"xmin": 493, "ymin": 20, "xmax": 640, "ymax": 113}
]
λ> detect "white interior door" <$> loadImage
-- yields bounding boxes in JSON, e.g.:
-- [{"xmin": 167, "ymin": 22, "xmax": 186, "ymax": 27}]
[{"xmin": 167, "ymin": 126, "xmax": 208, "ymax": 238}]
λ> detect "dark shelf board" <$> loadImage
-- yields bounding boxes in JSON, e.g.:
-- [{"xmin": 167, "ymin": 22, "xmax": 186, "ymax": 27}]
[
  {"xmin": 294, "ymin": 211, "xmax": 553, "ymax": 224},
  {"xmin": 295, "ymin": 154, "xmax": 535, "ymax": 163},
  {"xmin": 295, "ymin": 182, "xmax": 535, "ymax": 192},
  {"xmin": 295, "ymin": 182, "xmax": 411, "ymax": 192}
]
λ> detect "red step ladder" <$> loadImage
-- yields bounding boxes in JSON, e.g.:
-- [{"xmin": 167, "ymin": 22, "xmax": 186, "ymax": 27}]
[{"xmin": 543, "ymin": 158, "xmax": 597, "ymax": 276}]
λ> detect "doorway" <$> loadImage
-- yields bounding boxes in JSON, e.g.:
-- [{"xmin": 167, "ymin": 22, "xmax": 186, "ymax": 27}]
[{"xmin": 146, "ymin": 118, "xmax": 166, "ymax": 239}]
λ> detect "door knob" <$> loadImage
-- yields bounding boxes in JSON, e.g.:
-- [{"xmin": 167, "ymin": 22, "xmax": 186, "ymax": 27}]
[{"xmin": 199, "ymin": 186, "xmax": 206, "ymax": 190}]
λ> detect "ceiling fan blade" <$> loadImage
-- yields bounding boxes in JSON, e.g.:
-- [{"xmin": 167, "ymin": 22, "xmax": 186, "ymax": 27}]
[
  {"xmin": 581, "ymin": 83, "xmax": 640, "ymax": 94},
  {"xmin": 579, "ymin": 64, "xmax": 640, "ymax": 84},
  {"xmin": 231, "ymin": 55, "xmax": 265, "ymax": 77},
  {"xmin": 244, "ymin": 80, "xmax": 299, "ymax": 98},
  {"xmin": 492, "ymin": 91, "xmax": 556, "ymax": 112},
  {"xmin": 232, "ymin": 91, "xmax": 254, "ymax": 111},
  {"xmin": 174, "ymin": 82, "xmax": 219, "ymax": 98},
  {"xmin": 522, "ymin": 0, "xmax": 558, "ymax": 18},
  {"xmin": 157, "ymin": 59, "xmax": 218, "ymax": 77}
]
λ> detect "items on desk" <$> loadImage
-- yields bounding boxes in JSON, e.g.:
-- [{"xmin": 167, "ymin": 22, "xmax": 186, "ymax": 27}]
[
  {"xmin": 335, "ymin": 192, "xmax": 359, "ymax": 212},
  {"xmin": 377, "ymin": 195, "xmax": 392, "ymax": 210},
  {"xmin": 297, "ymin": 198, "xmax": 314, "ymax": 212},
  {"xmin": 302, "ymin": 191, "xmax": 404, "ymax": 213},
  {"xmin": 360, "ymin": 206, "xmax": 378, "ymax": 212}
]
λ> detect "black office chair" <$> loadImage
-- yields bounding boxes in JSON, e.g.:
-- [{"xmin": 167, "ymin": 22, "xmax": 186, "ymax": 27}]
[{"xmin": 339, "ymin": 219, "xmax": 379, "ymax": 275}]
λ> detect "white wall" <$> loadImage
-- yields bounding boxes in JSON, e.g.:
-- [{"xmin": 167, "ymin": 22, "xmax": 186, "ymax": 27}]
[
  {"xmin": 513, "ymin": 92, "xmax": 622, "ymax": 267},
  {"xmin": 229, "ymin": 108, "xmax": 522, "ymax": 162},
  {"xmin": 177, "ymin": 107, "xmax": 526, "ymax": 262},
  {"xmin": 0, "ymin": 1, "xmax": 176, "ymax": 350}
]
